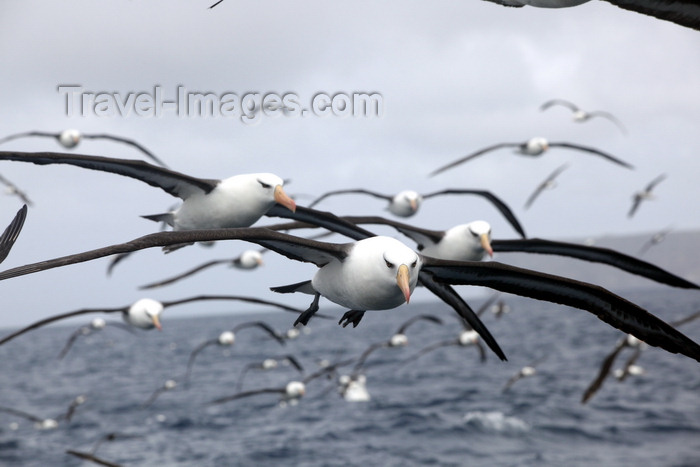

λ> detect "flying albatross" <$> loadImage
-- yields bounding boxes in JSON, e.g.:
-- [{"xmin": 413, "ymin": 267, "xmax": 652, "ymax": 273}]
[
  {"xmin": 523, "ymin": 163, "xmax": 570, "ymax": 210},
  {"xmin": 0, "ymin": 151, "xmax": 297, "ymax": 233},
  {"xmin": 0, "ymin": 204, "xmax": 27, "ymax": 264},
  {"xmin": 540, "ymin": 99, "xmax": 627, "ymax": 135},
  {"xmin": 184, "ymin": 321, "xmax": 286, "ymax": 385},
  {"xmin": 628, "ymin": 173, "xmax": 667, "ymax": 218},
  {"xmin": 58, "ymin": 317, "xmax": 136, "ymax": 360},
  {"xmin": 235, "ymin": 354, "xmax": 305, "ymax": 392},
  {"xmin": 306, "ymin": 188, "xmax": 527, "ymax": 236},
  {"xmin": 0, "ymin": 294, "xmax": 310, "ymax": 347},
  {"xmin": 429, "ymin": 137, "xmax": 634, "ymax": 176},
  {"xmin": 0, "ymin": 129, "xmax": 168, "ymax": 167},
  {"xmin": 2, "ymin": 228, "xmax": 700, "ymax": 364}
]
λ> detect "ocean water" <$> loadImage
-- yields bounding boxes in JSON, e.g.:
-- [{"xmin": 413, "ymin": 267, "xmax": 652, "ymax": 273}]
[{"xmin": 1, "ymin": 288, "xmax": 699, "ymax": 466}]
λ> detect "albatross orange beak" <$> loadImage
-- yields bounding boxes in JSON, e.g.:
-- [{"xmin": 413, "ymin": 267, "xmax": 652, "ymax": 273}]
[
  {"xmin": 152, "ymin": 314, "xmax": 162, "ymax": 331},
  {"xmin": 480, "ymin": 233, "xmax": 493, "ymax": 258},
  {"xmin": 396, "ymin": 264, "xmax": 412, "ymax": 304},
  {"xmin": 274, "ymin": 185, "xmax": 297, "ymax": 212}
]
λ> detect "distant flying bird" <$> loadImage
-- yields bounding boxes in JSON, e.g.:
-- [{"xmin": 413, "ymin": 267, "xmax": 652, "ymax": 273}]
[
  {"xmin": 58, "ymin": 317, "xmax": 136, "ymax": 359},
  {"xmin": 0, "ymin": 151, "xmax": 297, "ymax": 235},
  {"xmin": 0, "ymin": 395, "xmax": 86, "ymax": 430},
  {"xmin": 141, "ymin": 379, "xmax": 179, "ymax": 408},
  {"xmin": 628, "ymin": 174, "xmax": 667, "ymax": 218},
  {"xmin": 638, "ymin": 227, "xmax": 672, "ymax": 256},
  {"xmin": 307, "ymin": 188, "xmax": 526, "ymax": 229},
  {"xmin": 139, "ymin": 248, "xmax": 267, "ymax": 289},
  {"xmin": 429, "ymin": 137, "xmax": 633, "ymax": 176},
  {"xmin": 2, "ymin": 226, "xmax": 700, "ymax": 364},
  {"xmin": 523, "ymin": 163, "xmax": 570, "ymax": 209},
  {"xmin": 540, "ymin": 99, "xmax": 627, "ymax": 134},
  {"xmin": 235, "ymin": 355, "xmax": 305, "ymax": 392},
  {"xmin": 502, "ymin": 356, "xmax": 547, "ymax": 392},
  {"xmin": 337, "ymin": 373, "xmax": 371, "ymax": 402},
  {"xmin": 0, "ymin": 204, "xmax": 27, "ymax": 264},
  {"xmin": 0, "ymin": 295, "xmax": 298, "ymax": 347},
  {"xmin": 184, "ymin": 321, "xmax": 286, "ymax": 384},
  {"xmin": 0, "ymin": 173, "xmax": 32, "ymax": 205},
  {"xmin": 0, "ymin": 129, "xmax": 168, "ymax": 167}
]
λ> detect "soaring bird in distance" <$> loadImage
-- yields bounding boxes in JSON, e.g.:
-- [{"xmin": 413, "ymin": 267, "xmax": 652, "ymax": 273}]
[
  {"xmin": 0, "ymin": 173, "xmax": 32, "ymax": 205},
  {"xmin": 523, "ymin": 163, "xmax": 570, "ymax": 209},
  {"xmin": 429, "ymin": 137, "xmax": 634, "ymax": 176},
  {"xmin": 502, "ymin": 356, "xmax": 547, "ymax": 392},
  {"xmin": 0, "ymin": 129, "xmax": 168, "ymax": 167},
  {"xmin": 638, "ymin": 227, "xmax": 672, "ymax": 256},
  {"xmin": 235, "ymin": 355, "xmax": 305, "ymax": 392},
  {"xmin": 0, "ymin": 295, "xmax": 303, "ymax": 347},
  {"xmin": 0, "ymin": 204, "xmax": 27, "ymax": 264},
  {"xmin": 141, "ymin": 379, "xmax": 179, "ymax": 408},
  {"xmin": 0, "ymin": 151, "xmax": 297, "ymax": 234},
  {"xmin": 628, "ymin": 174, "xmax": 667, "ymax": 218},
  {"xmin": 184, "ymin": 321, "xmax": 286, "ymax": 385},
  {"xmin": 0, "ymin": 395, "xmax": 86, "ymax": 430},
  {"xmin": 306, "ymin": 188, "xmax": 526, "ymax": 233},
  {"xmin": 2, "ymin": 225, "xmax": 700, "ymax": 364},
  {"xmin": 58, "ymin": 317, "xmax": 136, "ymax": 359},
  {"xmin": 540, "ymin": 99, "xmax": 627, "ymax": 134}
]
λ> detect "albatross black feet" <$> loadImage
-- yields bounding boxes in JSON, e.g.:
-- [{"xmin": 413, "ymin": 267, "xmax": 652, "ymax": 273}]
[
  {"xmin": 294, "ymin": 293, "xmax": 321, "ymax": 326},
  {"xmin": 338, "ymin": 310, "xmax": 366, "ymax": 328}
]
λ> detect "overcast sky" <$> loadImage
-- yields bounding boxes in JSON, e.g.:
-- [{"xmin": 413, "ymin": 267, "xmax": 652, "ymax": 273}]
[{"xmin": 0, "ymin": 1, "xmax": 698, "ymax": 329}]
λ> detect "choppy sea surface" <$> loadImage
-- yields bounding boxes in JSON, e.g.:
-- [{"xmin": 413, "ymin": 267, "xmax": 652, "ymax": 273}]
[{"xmin": 1, "ymin": 288, "xmax": 699, "ymax": 467}]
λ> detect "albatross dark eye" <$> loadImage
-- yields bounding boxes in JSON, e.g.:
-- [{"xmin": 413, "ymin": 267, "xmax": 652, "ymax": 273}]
[
  {"xmin": 385, "ymin": 259, "xmax": 394, "ymax": 268},
  {"xmin": 411, "ymin": 260, "xmax": 417, "ymax": 268},
  {"xmin": 258, "ymin": 180, "xmax": 272, "ymax": 189}
]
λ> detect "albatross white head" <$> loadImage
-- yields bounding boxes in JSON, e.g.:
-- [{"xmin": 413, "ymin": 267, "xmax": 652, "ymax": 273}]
[
  {"xmin": 523, "ymin": 137, "xmax": 549, "ymax": 155},
  {"xmin": 124, "ymin": 298, "xmax": 163, "ymax": 330},
  {"xmin": 58, "ymin": 129, "xmax": 81, "ymax": 148},
  {"xmin": 235, "ymin": 249, "xmax": 265, "ymax": 270},
  {"xmin": 389, "ymin": 190, "xmax": 423, "ymax": 217}
]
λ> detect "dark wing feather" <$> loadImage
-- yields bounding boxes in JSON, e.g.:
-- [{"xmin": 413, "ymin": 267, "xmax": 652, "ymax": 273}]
[
  {"xmin": 490, "ymin": 237, "xmax": 699, "ymax": 289},
  {"xmin": 421, "ymin": 189, "xmax": 526, "ymax": 238},
  {"xmin": 524, "ymin": 164, "xmax": 569, "ymax": 210},
  {"xmin": 586, "ymin": 111, "xmax": 628, "ymax": 134},
  {"xmin": 540, "ymin": 99, "xmax": 579, "ymax": 112},
  {"xmin": 645, "ymin": 173, "xmax": 667, "ymax": 192},
  {"xmin": 58, "ymin": 326, "xmax": 91, "ymax": 359},
  {"xmin": 0, "ymin": 151, "xmax": 217, "ymax": 198},
  {"xmin": 81, "ymin": 133, "xmax": 168, "ymax": 167},
  {"xmin": 395, "ymin": 314, "xmax": 443, "ymax": 334},
  {"xmin": 628, "ymin": 194, "xmax": 643, "ymax": 218},
  {"xmin": 338, "ymin": 215, "xmax": 445, "ymax": 250},
  {"xmin": 139, "ymin": 260, "xmax": 242, "ymax": 289},
  {"xmin": 160, "ymin": 294, "xmax": 308, "ymax": 315},
  {"xmin": 65, "ymin": 450, "xmax": 124, "ymax": 467},
  {"xmin": 208, "ymin": 387, "xmax": 286, "ymax": 405},
  {"xmin": 429, "ymin": 143, "xmax": 518, "ymax": 177},
  {"xmin": 307, "ymin": 189, "xmax": 392, "ymax": 209},
  {"xmin": 0, "ymin": 131, "xmax": 59, "ymax": 145},
  {"xmin": 266, "ymin": 205, "xmax": 377, "ymax": 241},
  {"xmin": 548, "ymin": 142, "xmax": 634, "ymax": 169},
  {"xmin": 0, "ymin": 305, "xmax": 129, "ymax": 346},
  {"xmin": 0, "ymin": 204, "xmax": 27, "ymax": 264},
  {"xmin": 184, "ymin": 339, "xmax": 219, "ymax": 384},
  {"xmin": 231, "ymin": 321, "xmax": 286, "ymax": 346},
  {"xmin": 581, "ymin": 339, "xmax": 628, "ymax": 403},
  {"xmin": 421, "ymin": 257, "xmax": 700, "ymax": 363},
  {"xmin": 0, "ymin": 405, "xmax": 45, "ymax": 423}
]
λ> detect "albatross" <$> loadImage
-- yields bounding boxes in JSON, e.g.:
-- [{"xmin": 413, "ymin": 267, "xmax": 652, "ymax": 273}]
[
  {"xmin": 0, "ymin": 151, "xmax": 296, "ymax": 232},
  {"xmin": 0, "ymin": 129, "xmax": 168, "ymax": 167},
  {"xmin": 540, "ymin": 99, "xmax": 627, "ymax": 135},
  {"xmin": 0, "ymin": 227, "xmax": 699, "ymax": 364},
  {"xmin": 523, "ymin": 163, "xmax": 570, "ymax": 210},
  {"xmin": 628, "ymin": 173, "xmax": 667, "ymax": 218},
  {"xmin": 0, "ymin": 204, "xmax": 27, "ymax": 264},
  {"xmin": 429, "ymin": 137, "xmax": 633, "ymax": 176}
]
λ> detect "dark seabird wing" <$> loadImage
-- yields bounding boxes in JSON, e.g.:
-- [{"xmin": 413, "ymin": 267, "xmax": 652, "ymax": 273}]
[
  {"xmin": 502, "ymin": 372, "xmax": 525, "ymax": 393},
  {"xmin": 399, "ymin": 339, "xmax": 460, "ymax": 367},
  {"xmin": 548, "ymin": 142, "xmax": 634, "ymax": 169},
  {"xmin": 670, "ymin": 310, "xmax": 700, "ymax": 328},
  {"xmin": 490, "ymin": 237, "xmax": 699, "ymax": 290},
  {"xmin": 628, "ymin": 194, "xmax": 643, "ymax": 218},
  {"xmin": 139, "ymin": 259, "xmax": 254, "ymax": 290},
  {"xmin": 586, "ymin": 111, "xmax": 628, "ymax": 134},
  {"xmin": 421, "ymin": 189, "xmax": 526, "ymax": 238},
  {"xmin": 158, "ymin": 294, "xmax": 310, "ymax": 315},
  {"xmin": 266, "ymin": 204, "xmax": 378, "ymax": 241},
  {"xmin": 0, "ymin": 173, "xmax": 33, "ymax": 205},
  {"xmin": 600, "ymin": 0, "xmax": 700, "ymax": 31},
  {"xmin": 540, "ymin": 99, "xmax": 580, "ymax": 112},
  {"xmin": 395, "ymin": 314, "xmax": 443, "ymax": 335},
  {"xmin": 644, "ymin": 173, "xmax": 667, "ymax": 192},
  {"xmin": 421, "ymin": 257, "xmax": 700, "ymax": 363},
  {"xmin": 0, "ymin": 405, "xmax": 46, "ymax": 423},
  {"xmin": 523, "ymin": 163, "xmax": 569, "ymax": 210},
  {"xmin": 0, "ymin": 151, "xmax": 218, "ymax": 199},
  {"xmin": 581, "ymin": 338, "xmax": 628, "ymax": 403},
  {"xmin": 307, "ymin": 189, "xmax": 392, "ymax": 209},
  {"xmin": 58, "ymin": 326, "xmax": 92, "ymax": 359},
  {"xmin": 352, "ymin": 342, "xmax": 389, "ymax": 374},
  {"xmin": 184, "ymin": 338, "xmax": 220, "ymax": 384},
  {"xmin": 0, "ymin": 131, "xmax": 59, "ymax": 145},
  {"xmin": 475, "ymin": 293, "xmax": 500, "ymax": 318},
  {"xmin": 0, "ymin": 305, "xmax": 130, "ymax": 346},
  {"xmin": 0, "ymin": 204, "xmax": 27, "ymax": 264},
  {"xmin": 429, "ymin": 143, "xmax": 519, "ymax": 177},
  {"xmin": 337, "ymin": 215, "xmax": 446, "ymax": 250},
  {"xmin": 65, "ymin": 450, "xmax": 123, "ymax": 467},
  {"xmin": 231, "ymin": 321, "xmax": 286, "ymax": 346},
  {"xmin": 81, "ymin": 133, "xmax": 168, "ymax": 167},
  {"xmin": 615, "ymin": 346, "xmax": 643, "ymax": 382}
]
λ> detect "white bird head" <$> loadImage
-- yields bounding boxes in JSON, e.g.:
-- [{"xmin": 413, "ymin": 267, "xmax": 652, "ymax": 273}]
[
  {"xmin": 458, "ymin": 330, "xmax": 480, "ymax": 346},
  {"xmin": 285, "ymin": 381, "xmax": 306, "ymax": 398},
  {"xmin": 218, "ymin": 331, "xmax": 235, "ymax": 345},
  {"xmin": 125, "ymin": 298, "xmax": 163, "ymax": 330},
  {"xmin": 58, "ymin": 129, "xmax": 81, "ymax": 148},
  {"xmin": 389, "ymin": 190, "xmax": 423, "ymax": 217},
  {"xmin": 90, "ymin": 317, "xmax": 106, "ymax": 329},
  {"xmin": 389, "ymin": 333, "xmax": 408, "ymax": 347},
  {"xmin": 466, "ymin": 220, "xmax": 493, "ymax": 257},
  {"xmin": 525, "ymin": 137, "xmax": 549, "ymax": 155},
  {"xmin": 262, "ymin": 358, "xmax": 278, "ymax": 369},
  {"xmin": 243, "ymin": 173, "xmax": 296, "ymax": 213},
  {"xmin": 235, "ymin": 249, "xmax": 264, "ymax": 269}
]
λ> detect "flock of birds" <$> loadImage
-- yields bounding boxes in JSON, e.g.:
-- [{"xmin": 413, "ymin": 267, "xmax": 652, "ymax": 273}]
[{"xmin": 0, "ymin": 98, "xmax": 698, "ymax": 465}]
